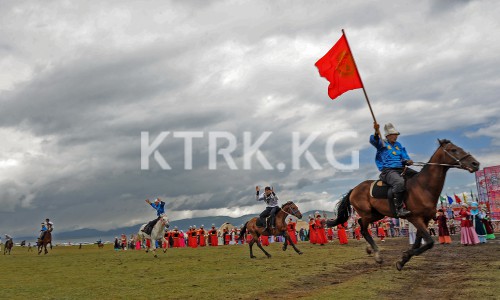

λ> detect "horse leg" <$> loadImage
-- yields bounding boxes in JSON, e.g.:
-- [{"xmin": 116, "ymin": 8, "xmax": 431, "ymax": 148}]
[
  {"xmin": 44, "ymin": 244, "xmax": 48, "ymax": 254},
  {"xmin": 285, "ymin": 233, "xmax": 303, "ymax": 255},
  {"xmin": 255, "ymin": 238, "xmax": 272, "ymax": 258},
  {"xmin": 249, "ymin": 239, "xmax": 256, "ymax": 259},
  {"xmin": 397, "ymin": 220, "xmax": 434, "ymax": 271},
  {"xmin": 282, "ymin": 232, "xmax": 288, "ymax": 251},
  {"xmin": 360, "ymin": 219, "xmax": 382, "ymax": 264}
]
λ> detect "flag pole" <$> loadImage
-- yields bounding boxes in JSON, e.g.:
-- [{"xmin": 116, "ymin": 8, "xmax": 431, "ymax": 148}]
[{"xmin": 341, "ymin": 29, "xmax": 383, "ymax": 140}]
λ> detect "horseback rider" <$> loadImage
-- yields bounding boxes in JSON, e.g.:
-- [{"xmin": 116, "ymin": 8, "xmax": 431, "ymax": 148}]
[
  {"xmin": 370, "ymin": 123, "xmax": 418, "ymax": 217},
  {"xmin": 256, "ymin": 186, "xmax": 279, "ymax": 229},
  {"xmin": 39, "ymin": 218, "xmax": 53, "ymax": 241},
  {"xmin": 142, "ymin": 198, "xmax": 166, "ymax": 235}
]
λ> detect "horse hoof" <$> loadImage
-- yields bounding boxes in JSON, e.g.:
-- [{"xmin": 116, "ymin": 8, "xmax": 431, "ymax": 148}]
[
  {"xmin": 298, "ymin": 252, "xmax": 303, "ymax": 255},
  {"xmin": 396, "ymin": 261, "xmax": 403, "ymax": 271},
  {"xmin": 282, "ymin": 247, "xmax": 287, "ymax": 251},
  {"xmin": 366, "ymin": 247, "xmax": 373, "ymax": 255},
  {"xmin": 250, "ymin": 256, "xmax": 256, "ymax": 259},
  {"xmin": 267, "ymin": 255, "xmax": 272, "ymax": 259},
  {"xmin": 154, "ymin": 255, "xmax": 158, "ymax": 258},
  {"xmin": 375, "ymin": 254, "xmax": 383, "ymax": 264}
]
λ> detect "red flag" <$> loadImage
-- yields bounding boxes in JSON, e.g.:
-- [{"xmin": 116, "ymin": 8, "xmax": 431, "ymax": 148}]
[
  {"xmin": 315, "ymin": 34, "xmax": 363, "ymax": 100},
  {"xmin": 454, "ymin": 194, "xmax": 462, "ymax": 204}
]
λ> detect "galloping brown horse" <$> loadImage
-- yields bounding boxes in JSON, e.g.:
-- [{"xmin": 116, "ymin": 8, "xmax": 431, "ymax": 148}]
[
  {"xmin": 37, "ymin": 231, "xmax": 52, "ymax": 255},
  {"xmin": 3, "ymin": 239, "xmax": 13, "ymax": 255},
  {"xmin": 239, "ymin": 201, "xmax": 303, "ymax": 258},
  {"xmin": 326, "ymin": 139, "xmax": 479, "ymax": 270}
]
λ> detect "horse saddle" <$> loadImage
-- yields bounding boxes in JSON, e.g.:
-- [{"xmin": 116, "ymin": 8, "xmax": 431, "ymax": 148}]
[
  {"xmin": 370, "ymin": 180, "xmax": 392, "ymax": 199},
  {"xmin": 256, "ymin": 216, "xmax": 272, "ymax": 228}
]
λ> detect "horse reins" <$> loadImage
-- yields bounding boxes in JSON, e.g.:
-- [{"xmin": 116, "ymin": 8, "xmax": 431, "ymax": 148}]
[{"xmin": 412, "ymin": 143, "xmax": 472, "ymax": 170}]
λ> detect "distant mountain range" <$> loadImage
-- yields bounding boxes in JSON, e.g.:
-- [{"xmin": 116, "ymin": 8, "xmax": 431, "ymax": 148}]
[{"xmin": 16, "ymin": 210, "xmax": 335, "ymax": 242}]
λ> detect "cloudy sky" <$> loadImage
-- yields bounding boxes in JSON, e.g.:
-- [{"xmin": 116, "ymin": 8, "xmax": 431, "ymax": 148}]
[{"xmin": 1, "ymin": 0, "xmax": 499, "ymax": 236}]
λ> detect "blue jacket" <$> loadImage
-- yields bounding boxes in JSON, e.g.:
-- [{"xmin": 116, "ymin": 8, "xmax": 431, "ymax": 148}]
[
  {"xmin": 370, "ymin": 135, "xmax": 411, "ymax": 171},
  {"xmin": 150, "ymin": 201, "xmax": 166, "ymax": 217}
]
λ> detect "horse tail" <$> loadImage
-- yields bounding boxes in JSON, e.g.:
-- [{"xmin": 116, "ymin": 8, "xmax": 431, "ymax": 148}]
[
  {"xmin": 326, "ymin": 189, "xmax": 353, "ymax": 228},
  {"xmin": 238, "ymin": 221, "xmax": 248, "ymax": 241}
]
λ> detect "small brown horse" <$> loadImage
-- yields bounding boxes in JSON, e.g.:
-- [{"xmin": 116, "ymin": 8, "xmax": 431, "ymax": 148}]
[
  {"xmin": 3, "ymin": 239, "xmax": 13, "ymax": 255},
  {"xmin": 326, "ymin": 139, "xmax": 479, "ymax": 270},
  {"xmin": 239, "ymin": 201, "xmax": 303, "ymax": 258},
  {"xmin": 37, "ymin": 231, "xmax": 52, "ymax": 255}
]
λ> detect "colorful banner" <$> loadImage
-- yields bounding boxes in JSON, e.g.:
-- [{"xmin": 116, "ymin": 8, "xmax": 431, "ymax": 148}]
[
  {"xmin": 483, "ymin": 165, "xmax": 500, "ymax": 220},
  {"xmin": 475, "ymin": 170, "xmax": 488, "ymax": 203}
]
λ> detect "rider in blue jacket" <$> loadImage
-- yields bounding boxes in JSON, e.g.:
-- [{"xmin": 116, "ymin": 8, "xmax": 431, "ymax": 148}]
[
  {"xmin": 142, "ymin": 198, "xmax": 166, "ymax": 235},
  {"xmin": 370, "ymin": 123, "xmax": 417, "ymax": 217}
]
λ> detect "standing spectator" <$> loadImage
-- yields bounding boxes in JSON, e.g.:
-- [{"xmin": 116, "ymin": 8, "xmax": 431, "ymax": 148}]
[
  {"xmin": 377, "ymin": 222, "xmax": 386, "ymax": 242},
  {"xmin": 308, "ymin": 215, "xmax": 317, "ymax": 244},
  {"xmin": 286, "ymin": 217, "xmax": 298, "ymax": 245},
  {"xmin": 208, "ymin": 224, "xmax": 218, "ymax": 246},
  {"xmin": 459, "ymin": 204, "xmax": 479, "ymax": 246},
  {"xmin": 299, "ymin": 228, "xmax": 305, "ymax": 242},
  {"xmin": 260, "ymin": 235, "xmax": 270, "ymax": 246},
  {"xmin": 114, "ymin": 237, "xmax": 121, "ymax": 250},
  {"xmin": 482, "ymin": 212, "xmax": 496, "ymax": 240},
  {"xmin": 436, "ymin": 209, "xmax": 451, "ymax": 244},
  {"xmin": 448, "ymin": 219, "xmax": 456, "ymax": 235},
  {"xmin": 389, "ymin": 220, "xmax": 395, "ymax": 238},
  {"xmin": 428, "ymin": 219, "xmax": 436, "ymax": 236},
  {"xmin": 470, "ymin": 202, "xmax": 487, "ymax": 244},
  {"xmin": 120, "ymin": 234, "xmax": 127, "ymax": 250},
  {"xmin": 198, "ymin": 225, "xmax": 207, "ymax": 247},
  {"xmin": 315, "ymin": 213, "xmax": 327, "ymax": 245},
  {"xmin": 337, "ymin": 223, "xmax": 348, "ymax": 245}
]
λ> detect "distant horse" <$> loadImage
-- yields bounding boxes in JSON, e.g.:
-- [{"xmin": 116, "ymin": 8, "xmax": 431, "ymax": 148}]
[
  {"xmin": 137, "ymin": 214, "xmax": 169, "ymax": 257},
  {"xmin": 20, "ymin": 240, "xmax": 26, "ymax": 247},
  {"xmin": 239, "ymin": 201, "xmax": 303, "ymax": 258},
  {"xmin": 326, "ymin": 139, "xmax": 479, "ymax": 270},
  {"xmin": 37, "ymin": 231, "xmax": 52, "ymax": 255},
  {"xmin": 97, "ymin": 241, "xmax": 104, "ymax": 249},
  {"xmin": 4, "ymin": 238, "xmax": 13, "ymax": 255}
]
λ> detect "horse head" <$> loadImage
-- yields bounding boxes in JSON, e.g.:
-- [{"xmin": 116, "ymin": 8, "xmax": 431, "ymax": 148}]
[
  {"xmin": 159, "ymin": 214, "xmax": 170, "ymax": 228},
  {"xmin": 437, "ymin": 139, "xmax": 480, "ymax": 173},
  {"xmin": 282, "ymin": 201, "xmax": 302, "ymax": 219}
]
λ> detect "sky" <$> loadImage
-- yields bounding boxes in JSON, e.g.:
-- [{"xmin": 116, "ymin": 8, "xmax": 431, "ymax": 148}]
[{"xmin": 1, "ymin": 0, "xmax": 499, "ymax": 237}]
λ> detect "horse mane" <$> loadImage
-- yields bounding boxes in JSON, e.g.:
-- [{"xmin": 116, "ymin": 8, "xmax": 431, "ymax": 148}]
[{"xmin": 281, "ymin": 201, "xmax": 293, "ymax": 208}]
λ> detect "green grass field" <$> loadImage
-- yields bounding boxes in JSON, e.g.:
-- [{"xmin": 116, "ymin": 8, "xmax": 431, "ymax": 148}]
[{"xmin": 1, "ymin": 236, "xmax": 499, "ymax": 299}]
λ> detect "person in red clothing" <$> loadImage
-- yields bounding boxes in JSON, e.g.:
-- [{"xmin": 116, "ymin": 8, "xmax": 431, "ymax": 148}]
[
  {"xmin": 260, "ymin": 234, "xmax": 270, "ymax": 246},
  {"xmin": 354, "ymin": 224, "xmax": 361, "ymax": 240},
  {"xmin": 190, "ymin": 225, "xmax": 198, "ymax": 248},
  {"xmin": 327, "ymin": 227, "xmax": 334, "ymax": 241},
  {"xmin": 286, "ymin": 217, "xmax": 298, "ymax": 245},
  {"xmin": 308, "ymin": 215, "xmax": 317, "ymax": 244},
  {"xmin": 172, "ymin": 227, "xmax": 180, "ymax": 248},
  {"xmin": 223, "ymin": 228, "xmax": 230, "ymax": 245},
  {"xmin": 377, "ymin": 222, "xmax": 386, "ymax": 242},
  {"xmin": 315, "ymin": 212, "xmax": 327, "ymax": 245},
  {"xmin": 337, "ymin": 222, "xmax": 348, "ymax": 245},
  {"xmin": 208, "ymin": 224, "xmax": 218, "ymax": 246},
  {"xmin": 459, "ymin": 205, "xmax": 479, "ymax": 245},
  {"xmin": 198, "ymin": 225, "xmax": 207, "ymax": 247}
]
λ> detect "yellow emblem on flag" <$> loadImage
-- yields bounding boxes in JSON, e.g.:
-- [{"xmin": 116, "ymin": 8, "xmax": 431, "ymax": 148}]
[
  {"xmin": 395, "ymin": 146, "xmax": 400, "ymax": 150},
  {"xmin": 387, "ymin": 146, "xmax": 392, "ymax": 150},
  {"xmin": 392, "ymin": 151, "xmax": 397, "ymax": 155}
]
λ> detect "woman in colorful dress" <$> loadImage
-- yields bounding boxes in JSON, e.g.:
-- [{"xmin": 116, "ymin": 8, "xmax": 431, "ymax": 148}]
[
  {"xmin": 436, "ymin": 209, "xmax": 451, "ymax": 244},
  {"xmin": 459, "ymin": 204, "xmax": 480, "ymax": 246}
]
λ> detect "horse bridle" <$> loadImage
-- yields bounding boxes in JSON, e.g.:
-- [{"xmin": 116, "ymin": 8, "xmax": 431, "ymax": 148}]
[
  {"xmin": 281, "ymin": 203, "xmax": 300, "ymax": 218},
  {"xmin": 413, "ymin": 143, "xmax": 472, "ymax": 170}
]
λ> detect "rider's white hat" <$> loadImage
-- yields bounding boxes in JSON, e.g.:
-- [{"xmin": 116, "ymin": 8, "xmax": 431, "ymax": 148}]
[{"xmin": 384, "ymin": 123, "xmax": 400, "ymax": 136}]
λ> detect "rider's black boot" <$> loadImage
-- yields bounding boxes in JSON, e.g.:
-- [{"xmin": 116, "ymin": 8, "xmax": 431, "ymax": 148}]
[{"xmin": 394, "ymin": 192, "xmax": 411, "ymax": 217}]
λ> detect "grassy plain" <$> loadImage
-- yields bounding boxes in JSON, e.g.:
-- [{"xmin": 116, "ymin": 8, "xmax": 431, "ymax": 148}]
[{"xmin": 1, "ymin": 236, "xmax": 499, "ymax": 299}]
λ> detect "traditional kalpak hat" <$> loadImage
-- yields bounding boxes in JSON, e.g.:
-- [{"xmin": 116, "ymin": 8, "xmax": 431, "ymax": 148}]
[{"xmin": 384, "ymin": 123, "xmax": 400, "ymax": 136}]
